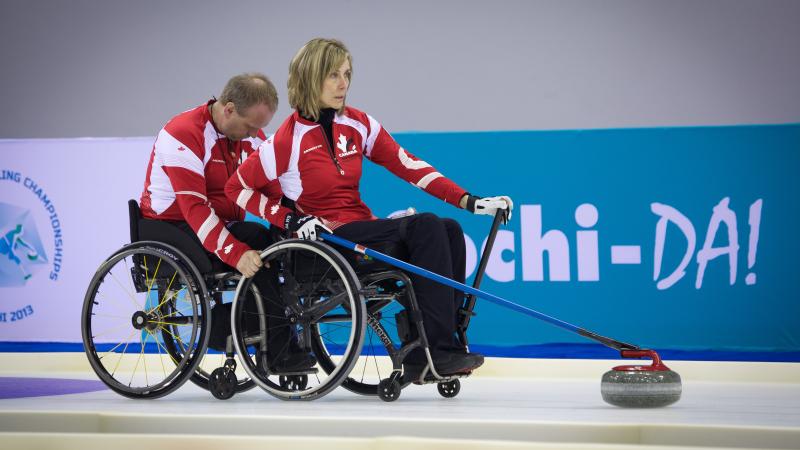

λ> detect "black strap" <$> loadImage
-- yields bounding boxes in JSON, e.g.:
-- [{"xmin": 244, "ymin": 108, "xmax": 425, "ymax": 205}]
[{"xmin": 466, "ymin": 194, "xmax": 480, "ymax": 212}]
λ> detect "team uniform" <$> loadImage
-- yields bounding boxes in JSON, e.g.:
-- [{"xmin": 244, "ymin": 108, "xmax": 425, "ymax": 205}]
[
  {"xmin": 224, "ymin": 106, "xmax": 466, "ymax": 230},
  {"xmin": 225, "ymin": 106, "xmax": 471, "ymax": 359},
  {"xmin": 139, "ymin": 100, "xmax": 310, "ymax": 363},
  {"xmin": 140, "ymin": 100, "xmax": 266, "ymax": 268}
]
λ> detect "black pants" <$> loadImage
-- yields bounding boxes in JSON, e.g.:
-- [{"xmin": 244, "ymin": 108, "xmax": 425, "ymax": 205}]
[
  {"xmin": 173, "ymin": 221, "xmax": 290, "ymax": 356},
  {"xmin": 334, "ymin": 212, "xmax": 466, "ymax": 358}
]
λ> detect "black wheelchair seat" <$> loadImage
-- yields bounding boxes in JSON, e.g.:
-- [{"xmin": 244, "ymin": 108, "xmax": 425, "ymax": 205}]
[{"xmin": 128, "ymin": 199, "xmax": 227, "ymax": 275}]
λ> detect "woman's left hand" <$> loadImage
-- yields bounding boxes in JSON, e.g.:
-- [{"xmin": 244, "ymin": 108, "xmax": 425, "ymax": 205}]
[{"xmin": 463, "ymin": 194, "xmax": 514, "ymax": 224}]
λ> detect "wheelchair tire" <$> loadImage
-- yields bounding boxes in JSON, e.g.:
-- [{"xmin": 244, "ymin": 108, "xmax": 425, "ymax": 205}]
[
  {"xmin": 231, "ymin": 239, "xmax": 366, "ymax": 401},
  {"xmin": 437, "ymin": 379, "xmax": 461, "ymax": 398},
  {"xmin": 81, "ymin": 242, "xmax": 211, "ymax": 399}
]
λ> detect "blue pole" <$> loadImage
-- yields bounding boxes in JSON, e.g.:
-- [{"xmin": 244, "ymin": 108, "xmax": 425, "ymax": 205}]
[{"xmin": 320, "ymin": 232, "xmax": 581, "ymax": 335}]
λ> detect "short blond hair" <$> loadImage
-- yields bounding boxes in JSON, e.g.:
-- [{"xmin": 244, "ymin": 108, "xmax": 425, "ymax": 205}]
[
  {"xmin": 219, "ymin": 72, "xmax": 278, "ymax": 114},
  {"xmin": 288, "ymin": 38, "xmax": 352, "ymax": 121}
]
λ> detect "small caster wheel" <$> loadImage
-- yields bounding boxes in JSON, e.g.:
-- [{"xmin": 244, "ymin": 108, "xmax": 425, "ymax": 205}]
[
  {"xmin": 209, "ymin": 367, "xmax": 238, "ymax": 400},
  {"xmin": 279, "ymin": 374, "xmax": 308, "ymax": 391},
  {"xmin": 437, "ymin": 379, "xmax": 460, "ymax": 398},
  {"xmin": 378, "ymin": 378, "xmax": 401, "ymax": 402}
]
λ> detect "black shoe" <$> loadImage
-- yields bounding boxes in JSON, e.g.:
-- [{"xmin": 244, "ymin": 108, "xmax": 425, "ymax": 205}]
[
  {"xmin": 403, "ymin": 350, "xmax": 484, "ymax": 381},
  {"xmin": 268, "ymin": 351, "xmax": 317, "ymax": 374}
]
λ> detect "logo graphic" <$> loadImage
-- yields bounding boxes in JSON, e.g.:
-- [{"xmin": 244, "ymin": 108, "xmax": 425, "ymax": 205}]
[
  {"xmin": 336, "ymin": 134, "xmax": 357, "ymax": 158},
  {"xmin": 0, "ymin": 203, "xmax": 49, "ymax": 287}
]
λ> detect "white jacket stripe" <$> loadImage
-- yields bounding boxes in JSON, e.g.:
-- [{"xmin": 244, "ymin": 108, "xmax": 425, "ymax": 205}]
[
  {"xmin": 197, "ymin": 211, "xmax": 220, "ymax": 243},
  {"xmin": 398, "ymin": 147, "xmax": 431, "ymax": 170},
  {"xmin": 236, "ymin": 189, "xmax": 254, "ymax": 209},
  {"xmin": 280, "ymin": 124, "xmax": 314, "ymax": 201},
  {"xmin": 175, "ymin": 191, "xmax": 208, "ymax": 201},
  {"xmin": 258, "ymin": 195, "xmax": 268, "ymax": 219},
  {"xmin": 216, "ymin": 227, "xmax": 231, "ymax": 253},
  {"xmin": 156, "ymin": 129, "xmax": 204, "ymax": 176},
  {"xmin": 416, "ymin": 172, "xmax": 443, "ymax": 189},
  {"xmin": 236, "ymin": 170, "xmax": 252, "ymax": 190},
  {"xmin": 365, "ymin": 114, "xmax": 382, "ymax": 157},
  {"xmin": 258, "ymin": 139, "xmax": 278, "ymax": 180},
  {"xmin": 334, "ymin": 114, "xmax": 368, "ymax": 146}
]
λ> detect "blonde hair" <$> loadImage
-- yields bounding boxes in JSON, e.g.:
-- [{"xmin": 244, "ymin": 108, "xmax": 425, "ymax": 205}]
[
  {"xmin": 288, "ymin": 38, "xmax": 352, "ymax": 121},
  {"xmin": 219, "ymin": 72, "xmax": 279, "ymax": 114}
]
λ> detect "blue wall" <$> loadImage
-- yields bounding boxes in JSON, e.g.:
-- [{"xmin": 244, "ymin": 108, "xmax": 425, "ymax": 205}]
[
  {"xmin": 355, "ymin": 124, "xmax": 800, "ymax": 360},
  {"xmin": 1, "ymin": 124, "xmax": 798, "ymax": 361}
]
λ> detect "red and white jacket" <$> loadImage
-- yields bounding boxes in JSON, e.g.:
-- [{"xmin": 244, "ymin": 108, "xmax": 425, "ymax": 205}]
[
  {"xmin": 140, "ymin": 101, "xmax": 265, "ymax": 267},
  {"xmin": 225, "ymin": 106, "xmax": 466, "ymax": 231}
]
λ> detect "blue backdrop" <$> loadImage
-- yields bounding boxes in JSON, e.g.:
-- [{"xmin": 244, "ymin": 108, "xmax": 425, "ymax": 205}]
[
  {"xmin": 352, "ymin": 124, "xmax": 799, "ymax": 360},
  {"xmin": 1, "ymin": 125, "xmax": 798, "ymax": 361}
]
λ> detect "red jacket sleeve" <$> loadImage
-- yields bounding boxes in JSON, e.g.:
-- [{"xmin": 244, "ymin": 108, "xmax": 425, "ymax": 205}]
[
  {"xmin": 363, "ymin": 114, "xmax": 467, "ymax": 207},
  {"xmin": 225, "ymin": 136, "xmax": 296, "ymax": 229},
  {"xmin": 156, "ymin": 127, "xmax": 251, "ymax": 267}
]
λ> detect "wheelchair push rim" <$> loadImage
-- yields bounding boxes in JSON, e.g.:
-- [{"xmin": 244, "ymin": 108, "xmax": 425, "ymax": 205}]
[{"xmin": 230, "ymin": 239, "xmax": 366, "ymax": 401}]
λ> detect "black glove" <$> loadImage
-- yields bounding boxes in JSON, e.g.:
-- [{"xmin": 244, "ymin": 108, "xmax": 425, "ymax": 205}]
[{"xmin": 284, "ymin": 213, "xmax": 332, "ymax": 240}]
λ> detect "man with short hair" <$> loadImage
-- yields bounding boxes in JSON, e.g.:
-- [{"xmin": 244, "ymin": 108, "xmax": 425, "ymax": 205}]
[{"xmin": 140, "ymin": 73, "xmax": 316, "ymax": 372}]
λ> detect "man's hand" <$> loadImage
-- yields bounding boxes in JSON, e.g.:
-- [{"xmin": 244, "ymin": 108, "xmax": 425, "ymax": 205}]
[
  {"xmin": 462, "ymin": 194, "xmax": 514, "ymax": 224},
  {"xmin": 286, "ymin": 214, "xmax": 332, "ymax": 240},
  {"xmin": 236, "ymin": 249, "xmax": 263, "ymax": 278}
]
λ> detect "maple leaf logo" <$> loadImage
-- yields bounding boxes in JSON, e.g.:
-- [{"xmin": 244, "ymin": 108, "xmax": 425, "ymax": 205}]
[{"xmin": 336, "ymin": 134, "xmax": 348, "ymax": 153}]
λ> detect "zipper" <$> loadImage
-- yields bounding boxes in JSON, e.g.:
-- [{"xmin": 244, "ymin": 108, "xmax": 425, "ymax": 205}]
[{"xmin": 319, "ymin": 127, "xmax": 345, "ymax": 176}]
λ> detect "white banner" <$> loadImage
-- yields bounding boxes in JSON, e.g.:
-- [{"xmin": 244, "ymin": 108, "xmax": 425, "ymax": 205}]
[{"xmin": 1, "ymin": 138, "xmax": 154, "ymax": 341}]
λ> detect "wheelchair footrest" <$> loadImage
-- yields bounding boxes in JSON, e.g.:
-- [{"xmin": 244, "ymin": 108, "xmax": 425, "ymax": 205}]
[{"xmin": 403, "ymin": 371, "xmax": 470, "ymax": 386}]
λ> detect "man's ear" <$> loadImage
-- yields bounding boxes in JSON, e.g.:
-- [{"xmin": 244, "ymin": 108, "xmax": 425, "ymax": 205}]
[{"xmin": 224, "ymin": 102, "xmax": 237, "ymax": 117}]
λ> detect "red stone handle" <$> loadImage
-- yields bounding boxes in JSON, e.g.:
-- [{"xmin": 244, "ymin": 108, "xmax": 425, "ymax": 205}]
[{"xmin": 615, "ymin": 349, "xmax": 671, "ymax": 371}]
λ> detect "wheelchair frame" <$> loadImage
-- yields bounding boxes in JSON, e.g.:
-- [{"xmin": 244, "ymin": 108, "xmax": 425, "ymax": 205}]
[{"xmin": 228, "ymin": 210, "xmax": 505, "ymax": 402}]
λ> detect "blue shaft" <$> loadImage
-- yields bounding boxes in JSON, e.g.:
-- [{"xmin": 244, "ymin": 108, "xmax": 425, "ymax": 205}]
[{"xmin": 320, "ymin": 232, "xmax": 581, "ymax": 335}]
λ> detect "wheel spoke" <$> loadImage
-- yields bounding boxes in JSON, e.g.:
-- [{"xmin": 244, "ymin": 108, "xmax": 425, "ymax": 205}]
[
  {"xmin": 147, "ymin": 329, "xmax": 168, "ymax": 378},
  {"xmin": 148, "ymin": 270, "xmax": 180, "ymax": 313},
  {"xmin": 110, "ymin": 329, "xmax": 137, "ymax": 377},
  {"xmin": 107, "ymin": 269, "xmax": 144, "ymax": 310},
  {"xmin": 92, "ymin": 321, "xmax": 135, "ymax": 340}
]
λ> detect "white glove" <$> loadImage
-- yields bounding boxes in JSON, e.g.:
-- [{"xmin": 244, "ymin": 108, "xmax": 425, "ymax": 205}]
[
  {"xmin": 466, "ymin": 195, "xmax": 514, "ymax": 224},
  {"xmin": 286, "ymin": 214, "xmax": 332, "ymax": 240}
]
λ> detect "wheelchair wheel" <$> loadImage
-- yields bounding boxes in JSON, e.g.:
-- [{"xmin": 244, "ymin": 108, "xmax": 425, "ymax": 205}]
[
  {"xmin": 81, "ymin": 242, "xmax": 211, "ymax": 399},
  {"xmin": 315, "ymin": 272, "xmax": 408, "ymax": 396},
  {"xmin": 231, "ymin": 239, "xmax": 366, "ymax": 401}
]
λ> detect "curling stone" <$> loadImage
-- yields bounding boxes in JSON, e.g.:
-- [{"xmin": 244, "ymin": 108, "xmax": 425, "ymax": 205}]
[{"xmin": 601, "ymin": 349, "xmax": 681, "ymax": 408}]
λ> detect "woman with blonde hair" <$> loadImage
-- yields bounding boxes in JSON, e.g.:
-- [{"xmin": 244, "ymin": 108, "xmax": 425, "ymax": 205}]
[{"xmin": 226, "ymin": 38, "xmax": 512, "ymax": 378}]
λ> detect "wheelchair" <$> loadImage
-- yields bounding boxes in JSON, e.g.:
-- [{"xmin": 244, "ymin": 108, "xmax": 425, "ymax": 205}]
[
  {"xmin": 81, "ymin": 200, "xmax": 262, "ymax": 399},
  {"xmin": 229, "ymin": 211, "xmax": 478, "ymax": 402}
]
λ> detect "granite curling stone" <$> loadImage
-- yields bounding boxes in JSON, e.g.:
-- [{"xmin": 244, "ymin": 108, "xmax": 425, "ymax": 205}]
[{"xmin": 601, "ymin": 350, "xmax": 682, "ymax": 408}]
